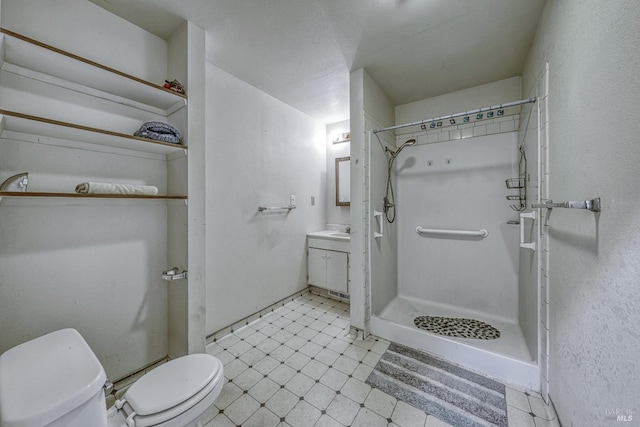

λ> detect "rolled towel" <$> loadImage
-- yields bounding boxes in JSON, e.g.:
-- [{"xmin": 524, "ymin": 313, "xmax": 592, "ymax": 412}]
[
  {"xmin": 134, "ymin": 121, "xmax": 182, "ymax": 144},
  {"xmin": 75, "ymin": 182, "xmax": 159, "ymax": 196}
]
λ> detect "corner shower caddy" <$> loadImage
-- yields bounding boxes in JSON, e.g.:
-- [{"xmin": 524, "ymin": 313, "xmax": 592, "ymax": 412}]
[{"xmin": 505, "ymin": 144, "xmax": 527, "ymax": 211}]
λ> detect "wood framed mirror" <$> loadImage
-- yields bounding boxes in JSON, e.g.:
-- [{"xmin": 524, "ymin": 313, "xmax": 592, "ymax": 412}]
[{"xmin": 335, "ymin": 156, "xmax": 350, "ymax": 206}]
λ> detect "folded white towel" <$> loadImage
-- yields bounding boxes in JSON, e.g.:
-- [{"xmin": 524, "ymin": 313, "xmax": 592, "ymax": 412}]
[{"xmin": 75, "ymin": 182, "xmax": 159, "ymax": 196}]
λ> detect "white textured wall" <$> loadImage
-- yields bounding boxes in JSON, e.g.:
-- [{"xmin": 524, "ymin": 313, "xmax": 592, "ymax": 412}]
[
  {"xmin": 522, "ymin": 0, "xmax": 640, "ymax": 423},
  {"xmin": 350, "ymin": 69, "xmax": 397, "ymax": 329},
  {"xmin": 165, "ymin": 22, "xmax": 190, "ymax": 359},
  {"xmin": 1, "ymin": 0, "xmax": 167, "ymax": 84},
  {"xmin": 0, "ymin": 199, "xmax": 168, "ymax": 379},
  {"xmin": 185, "ymin": 22, "xmax": 207, "ymax": 355},
  {"xmin": 326, "ymin": 119, "xmax": 350, "ymax": 227},
  {"xmin": 395, "ymin": 77, "xmax": 521, "ymax": 128},
  {"xmin": 205, "ymin": 63, "xmax": 325, "ymax": 334},
  {"xmin": 348, "ymin": 69, "xmax": 366, "ymax": 330}
]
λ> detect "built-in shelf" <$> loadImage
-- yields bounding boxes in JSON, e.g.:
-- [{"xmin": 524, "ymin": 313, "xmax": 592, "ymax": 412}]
[
  {"xmin": 0, "ymin": 28, "xmax": 187, "ymax": 116},
  {"xmin": 0, "ymin": 191, "xmax": 187, "ymax": 200},
  {"xmin": 0, "ymin": 109, "xmax": 187, "ymax": 155}
]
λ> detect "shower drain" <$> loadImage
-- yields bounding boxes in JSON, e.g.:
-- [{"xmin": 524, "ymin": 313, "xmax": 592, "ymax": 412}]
[{"xmin": 413, "ymin": 315, "xmax": 501, "ymax": 340}]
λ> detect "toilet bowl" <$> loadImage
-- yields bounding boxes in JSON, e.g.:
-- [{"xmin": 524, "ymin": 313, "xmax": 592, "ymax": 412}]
[{"xmin": 0, "ymin": 329, "xmax": 224, "ymax": 427}]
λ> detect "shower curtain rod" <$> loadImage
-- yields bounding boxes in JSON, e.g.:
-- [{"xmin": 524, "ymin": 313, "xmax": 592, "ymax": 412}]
[{"xmin": 373, "ymin": 97, "xmax": 537, "ymax": 134}]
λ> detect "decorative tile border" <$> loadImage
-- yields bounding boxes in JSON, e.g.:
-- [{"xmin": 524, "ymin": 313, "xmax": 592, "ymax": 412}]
[{"xmin": 396, "ymin": 114, "xmax": 520, "ymax": 146}]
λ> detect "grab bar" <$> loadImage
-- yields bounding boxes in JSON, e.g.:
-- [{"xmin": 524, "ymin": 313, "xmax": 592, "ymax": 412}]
[
  {"xmin": 519, "ymin": 211, "xmax": 536, "ymax": 251},
  {"xmin": 531, "ymin": 198, "xmax": 601, "ymax": 212},
  {"xmin": 258, "ymin": 205, "xmax": 296, "ymax": 212},
  {"xmin": 373, "ymin": 210, "xmax": 384, "ymax": 239},
  {"xmin": 415, "ymin": 227, "xmax": 488, "ymax": 238}
]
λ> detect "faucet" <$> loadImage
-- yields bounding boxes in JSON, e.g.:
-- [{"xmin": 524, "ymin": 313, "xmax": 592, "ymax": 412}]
[{"xmin": 346, "ymin": 227, "xmax": 351, "ymax": 234}]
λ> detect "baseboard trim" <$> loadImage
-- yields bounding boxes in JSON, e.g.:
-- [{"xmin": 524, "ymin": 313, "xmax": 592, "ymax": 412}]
[{"xmin": 206, "ymin": 287, "xmax": 312, "ymax": 343}]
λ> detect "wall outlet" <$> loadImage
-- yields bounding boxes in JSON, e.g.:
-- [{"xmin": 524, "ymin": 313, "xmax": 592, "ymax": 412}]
[{"xmin": 290, "ymin": 195, "xmax": 296, "ymax": 206}]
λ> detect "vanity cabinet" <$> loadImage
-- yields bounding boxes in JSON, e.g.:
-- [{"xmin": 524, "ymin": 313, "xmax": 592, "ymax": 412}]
[
  {"xmin": 307, "ymin": 232, "xmax": 350, "ymax": 294},
  {"xmin": 308, "ymin": 248, "xmax": 349, "ymax": 293}
]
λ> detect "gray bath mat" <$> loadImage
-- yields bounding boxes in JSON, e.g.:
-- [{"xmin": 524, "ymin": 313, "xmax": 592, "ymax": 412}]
[
  {"xmin": 366, "ymin": 342, "xmax": 508, "ymax": 426},
  {"xmin": 414, "ymin": 315, "xmax": 501, "ymax": 340}
]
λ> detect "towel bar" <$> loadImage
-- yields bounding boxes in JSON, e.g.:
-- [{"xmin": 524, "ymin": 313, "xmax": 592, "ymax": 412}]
[
  {"xmin": 258, "ymin": 205, "xmax": 296, "ymax": 212},
  {"xmin": 532, "ymin": 198, "xmax": 601, "ymax": 212}
]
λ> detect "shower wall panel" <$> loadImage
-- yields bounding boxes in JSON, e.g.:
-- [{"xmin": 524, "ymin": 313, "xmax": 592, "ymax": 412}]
[
  {"xmin": 517, "ymin": 88, "xmax": 540, "ymax": 364},
  {"xmin": 396, "ymin": 132, "xmax": 520, "ymax": 322},
  {"xmin": 350, "ymin": 68, "xmax": 397, "ymax": 332},
  {"xmin": 368, "ymin": 116, "xmax": 398, "ymax": 316}
]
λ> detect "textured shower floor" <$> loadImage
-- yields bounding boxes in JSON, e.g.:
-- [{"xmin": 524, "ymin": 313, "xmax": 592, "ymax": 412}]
[{"xmin": 377, "ymin": 295, "xmax": 533, "ymax": 363}]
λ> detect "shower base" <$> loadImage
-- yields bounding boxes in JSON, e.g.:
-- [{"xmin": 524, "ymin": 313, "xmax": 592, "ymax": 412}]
[{"xmin": 371, "ymin": 295, "xmax": 539, "ymax": 390}]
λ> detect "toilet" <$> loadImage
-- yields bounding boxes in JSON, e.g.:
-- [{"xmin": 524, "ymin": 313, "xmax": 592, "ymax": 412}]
[{"xmin": 0, "ymin": 329, "xmax": 224, "ymax": 427}]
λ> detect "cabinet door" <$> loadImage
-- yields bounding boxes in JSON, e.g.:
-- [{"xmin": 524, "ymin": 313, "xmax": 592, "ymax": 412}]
[
  {"xmin": 326, "ymin": 251, "xmax": 348, "ymax": 293},
  {"xmin": 308, "ymin": 248, "xmax": 326, "ymax": 287}
]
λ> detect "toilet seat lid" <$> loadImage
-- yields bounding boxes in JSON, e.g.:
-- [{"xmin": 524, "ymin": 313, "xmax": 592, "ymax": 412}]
[
  {"xmin": 0, "ymin": 329, "xmax": 106, "ymax": 427},
  {"xmin": 125, "ymin": 353, "xmax": 220, "ymax": 416}
]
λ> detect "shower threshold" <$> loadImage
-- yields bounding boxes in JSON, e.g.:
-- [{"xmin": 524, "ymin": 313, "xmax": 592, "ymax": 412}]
[{"xmin": 371, "ymin": 295, "xmax": 539, "ymax": 390}]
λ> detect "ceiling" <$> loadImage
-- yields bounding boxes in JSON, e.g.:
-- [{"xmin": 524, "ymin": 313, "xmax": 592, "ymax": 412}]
[{"xmin": 89, "ymin": 0, "xmax": 546, "ymax": 124}]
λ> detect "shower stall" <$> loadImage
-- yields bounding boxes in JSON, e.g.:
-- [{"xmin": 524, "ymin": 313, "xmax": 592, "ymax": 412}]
[{"xmin": 364, "ymin": 95, "xmax": 541, "ymax": 389}]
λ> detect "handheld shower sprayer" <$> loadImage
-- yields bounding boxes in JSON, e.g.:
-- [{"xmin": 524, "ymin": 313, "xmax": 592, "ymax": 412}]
[
  {"xmin": 385, "ymin": 138, "xmax": 417, "ymax": 158},
  {"xmin": 383, "ymin": 138, "xmax": 417, "ymax": 223}
]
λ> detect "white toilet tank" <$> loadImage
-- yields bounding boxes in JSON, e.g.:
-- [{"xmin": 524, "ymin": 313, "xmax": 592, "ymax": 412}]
[{"xmin": 0, "ymin": 329, "xmax": 108, "ymax": 427}]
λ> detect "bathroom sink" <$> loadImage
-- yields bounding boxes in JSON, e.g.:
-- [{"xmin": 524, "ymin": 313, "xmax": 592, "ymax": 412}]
[
  {"xmin": 331, "ymin": 232, "xmax": 350, "ymax": 238},
  {"xmin": 307, "ymin": 230, "xmax": 351, "ymax": 242}
]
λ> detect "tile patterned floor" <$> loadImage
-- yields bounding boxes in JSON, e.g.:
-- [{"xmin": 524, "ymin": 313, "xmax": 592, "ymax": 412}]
[{"xmin": 204, "ymin": 292, "xmax": 559, "ymax": 427}]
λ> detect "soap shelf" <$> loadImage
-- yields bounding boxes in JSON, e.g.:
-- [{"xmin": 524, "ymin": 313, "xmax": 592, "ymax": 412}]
[{"xmin": 505, "ymin": 178, "xmax": 524, "ymax": 189}]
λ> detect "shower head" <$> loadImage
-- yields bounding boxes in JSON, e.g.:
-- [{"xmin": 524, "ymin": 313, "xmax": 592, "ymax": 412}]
[
  {"xmin": 386, "ymin": 138, "xmax": 417, "ymax": 158},
  {"xmin": 398, "ymin": 138, "xmax": 417, "ymax": 151}
]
